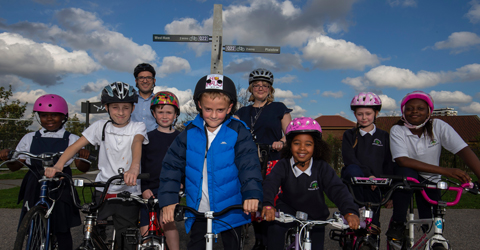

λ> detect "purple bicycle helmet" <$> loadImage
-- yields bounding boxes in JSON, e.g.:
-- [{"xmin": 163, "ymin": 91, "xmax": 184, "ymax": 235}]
[
  {"xmin": 350, "ymin": 92, "xmax": 382, "ymax": 111},
  {"xmin": 286, "ymin": 117, "xmax": 322, "ymax": 139},
  {"xmin": 33, "ymin": 94, "xmax": 68, "ymax": 116},
  {"xmin": 400, "ymin": 91, "xmax": 434, "ymax": 115}
]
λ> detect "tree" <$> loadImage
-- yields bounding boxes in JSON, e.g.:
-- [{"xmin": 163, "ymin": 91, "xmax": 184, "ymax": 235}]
[
  {"xmin": 324, "ymin": 134, "xmax": 343, "ymax": 174},
  {"xmin": 0, "ymin": 85, "xmax": 33, "ymax": 149},
  {"xmin": 65, "ymin": 114, "xmax": 86, "ymax": 137}
]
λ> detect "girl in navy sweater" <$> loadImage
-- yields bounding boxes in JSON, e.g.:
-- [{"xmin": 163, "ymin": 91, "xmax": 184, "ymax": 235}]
[
  {"xmin": 262, "ymin": 117, "xmax": 359, "ymax": 250},
  {"xmin": 341, "ymin": 92, "xmax": 395, "ymax": 234}
]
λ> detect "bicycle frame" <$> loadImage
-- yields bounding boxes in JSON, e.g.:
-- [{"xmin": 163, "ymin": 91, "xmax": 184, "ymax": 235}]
[
  {"xmin": 387, "ymin": 176, "xmax": 478, "ymax": 250},
  {"xmin": 26, "ymin": 177, "xmax": 53, "ymax": 249},
  {"xmin": 174, "ymin": 204, "xmax": 247, "ymax": 250}
]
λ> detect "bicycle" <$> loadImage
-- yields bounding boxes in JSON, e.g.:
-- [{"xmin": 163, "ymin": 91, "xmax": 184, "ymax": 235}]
[
  {"xmin": 113, "ymin": 192, "xmax": 167, "ymax": 250},
  {"xmin": 273, "ymin": 210, "xmax": 349, "ymax": 250},
  {"xmin": 71, "ymin": 169, "xmax": 150, "ymax": 250},
  {"xmin": 173, "ymin": 204, "xmax": 255, "ymax": 250},
  {"xmin": 385, "ymin": 176, "xmax": 480, "ymax": 250},
  {"xmin": 330, "ymin": 177, "xmax": 395, "ymax": 250},
  {"xmin": 0, "ymin": 150, "xmax": 95, "ymax": 250}
]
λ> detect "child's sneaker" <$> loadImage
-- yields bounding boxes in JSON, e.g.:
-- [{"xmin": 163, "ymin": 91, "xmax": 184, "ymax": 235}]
[{"xmin": 386, "ymin": 221, "xmax": 405, "ymax": 240}]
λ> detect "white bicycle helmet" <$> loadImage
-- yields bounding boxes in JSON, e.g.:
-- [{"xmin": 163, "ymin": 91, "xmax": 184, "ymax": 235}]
[{"xmin": 249, "ymin": 68, "xmax": 274, "ymax": 85}]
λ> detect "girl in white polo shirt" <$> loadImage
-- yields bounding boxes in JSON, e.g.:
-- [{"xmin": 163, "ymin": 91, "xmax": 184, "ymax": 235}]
[{"xmin": 386, "ymin": 91, "xmax": 480, "ymax": 240}]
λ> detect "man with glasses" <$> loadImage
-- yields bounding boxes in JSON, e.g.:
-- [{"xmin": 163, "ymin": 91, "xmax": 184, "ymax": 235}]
[{"xmin": 132, "ymin": 63, "xmax": 158, "ymax": 132}]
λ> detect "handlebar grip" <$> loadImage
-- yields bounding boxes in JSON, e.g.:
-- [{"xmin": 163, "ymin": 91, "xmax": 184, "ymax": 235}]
[{"xmin": 137, "ymin": 173, "xmax": 150, "ymax": 179}]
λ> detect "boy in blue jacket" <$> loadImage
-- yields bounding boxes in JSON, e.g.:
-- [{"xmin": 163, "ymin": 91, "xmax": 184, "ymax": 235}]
[{"xmin": 159, "ymin": 74, "xmax": 263, "ymax": 250}]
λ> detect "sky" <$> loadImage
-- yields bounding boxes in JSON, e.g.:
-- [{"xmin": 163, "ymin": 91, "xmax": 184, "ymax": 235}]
[{"xmin": 2, "ymin": 0, "xmax": 480, "ymax": 129}]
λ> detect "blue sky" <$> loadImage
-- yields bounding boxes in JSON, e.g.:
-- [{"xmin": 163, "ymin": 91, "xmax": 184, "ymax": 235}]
[{"xmin": 1, "ymin": 0, "xmax": 480, "ymax": 128}]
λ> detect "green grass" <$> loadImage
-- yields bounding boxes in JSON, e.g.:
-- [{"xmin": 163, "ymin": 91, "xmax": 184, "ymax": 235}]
[
  {"xmin": 0, "ymin": 186, "xmax": 94, "ymax": 209},
  {"xmin": 0, "ymin": 169, "xmax": 85, "ymax": 180}
]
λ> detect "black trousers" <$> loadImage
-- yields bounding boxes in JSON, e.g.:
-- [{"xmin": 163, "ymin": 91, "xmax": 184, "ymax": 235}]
[{"xmin": 187, "ymin": 219, "xmax": 242, "ymax": 250}]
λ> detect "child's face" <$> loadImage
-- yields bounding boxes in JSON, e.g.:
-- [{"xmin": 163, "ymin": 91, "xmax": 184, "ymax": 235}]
[
  {"xmin": 404, "ymin": 99, "xmax": 429, "ymax": 125},
  {"xmin": 153, "ymin": 105, "xmax": 176, "ymax": 128},
  {"xmin": 198, "ymin": 95, "xmax": 233, "ymax": 132},
  {"xmin": 38, "ymin": 112, "xmax": 65, "ymax": 131},
  {"xmin": 354, "ymin": 107, "xmax": 377, "ymax": 127},
  {"xmin": 291, "ymin": 134, "xmax": 314, "ymax": 164},
  {"xmin": 105, "ymin": 103, "xmax": 134, "ymax": 127}
]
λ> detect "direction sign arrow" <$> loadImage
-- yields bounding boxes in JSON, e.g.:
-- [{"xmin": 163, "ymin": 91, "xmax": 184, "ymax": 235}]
[
  {"xmin": 81, "ymin": 101, "xmax": 107, "ymax": 114},
  {"xmin": 223, "ymin": 45, "xmax": 281, "ymax": 54},
  {"xmin": 153, "ymin": 34, "xmax": 211, "ymax": 43}
]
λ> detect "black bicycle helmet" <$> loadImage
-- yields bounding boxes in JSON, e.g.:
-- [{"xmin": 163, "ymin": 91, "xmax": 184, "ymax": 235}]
[
  {"xmin": 134, "ymin": 63, "xmax": 156, "ymax": 78},
  {"xmin": 101, "ymin": 82, "xmax": 138, "ymax": 105},
  {"xmin": 248, "ymin": 68, "xmax": 274, "ymax": 85},
  {"xmin": 193, "ymin": 74, "xmax": 237, "ymax": 114}
]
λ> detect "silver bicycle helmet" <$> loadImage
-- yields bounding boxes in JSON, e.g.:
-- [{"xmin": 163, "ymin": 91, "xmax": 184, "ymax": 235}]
[
  {"xmin": 248, "ymin": 68, "xmax": 274, "ymax": 85},
  {"xmin": 101, "ymin": 82, "xmax": 138, "ymax": 105}
]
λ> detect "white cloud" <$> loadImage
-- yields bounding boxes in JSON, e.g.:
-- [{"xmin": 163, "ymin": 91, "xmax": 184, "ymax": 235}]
[
  {"xmin": 156, "ymin": 56, "xmax": 191, "ymax": 78},
  {"xmin": 388, "ymin": 0, "xmax": 417, "ymax": 7},
  {"xmin": 0, "ymin": 75, "xmax": 24, "ymax": 89},
  {"xmin": 0, "ymin": 8, "xmax": 164, "ymax": 76},
  {"xmin": 163, "ymin": 0, "xmax": 361, "ymax": 70},
  {"xmin": 460, "ymin": 102, "xmax": 480, "ymax": 113},
  {"xmin": 342, "ymin": 64, "xmax": 480, "ymax": 91},
  {"xmin": 429, "ymin": 90, "xmax": 472, "ymax": 104},
  {"xmin": 321, "ymin": 90, "xmax": 344, "ymax": 98},
  {"xmin": 290, "ymin": 105, "xmax": 307, "ymax": 118},
  {"xmin": 432, "ymin": 32, "xmax": 480, "ymax": 54},
  {"xmin": 302, "ymin": 35, "xmax": 380, "ymax": 70},
  {"xmin": 301, "ymin": 93, "xmax": 308, "ymax": 97},
  {"xmin": 378, "ymin": 94, "xmax": 397, "ymax": 110},
  {"xmin": 465, "ymin": 1, "xmax": 480, "ymax": 24},
  {"xmin": 275, "ymin": 88, "xmax": 302, "ymax": 99},
  {"xmin": 276, "ymin": 74, "xmax": 298, "ymax": 84},
  {"xmin": 310, "ymin": 100, "xmax": 318, "ymax": 103},
  {"xmin": 80, "ymin": 79, "xmax": 109, "ymax": 93},
  {"xmin": 0, "ymin": 32, "xmax": 100, "ymax": 86}
]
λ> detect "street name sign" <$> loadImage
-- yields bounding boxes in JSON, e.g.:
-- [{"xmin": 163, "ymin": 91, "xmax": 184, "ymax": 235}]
[
  {"xmin": 153, "ymin": 34, "xmax": 211, "ymax": 43},
  {"xmin": 223, "ymin": 45, "xmax": 281, "ymax": 54}
]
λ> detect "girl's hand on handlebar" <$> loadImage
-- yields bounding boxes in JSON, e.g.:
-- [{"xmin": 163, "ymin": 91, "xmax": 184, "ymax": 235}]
[
  {"xmin": 0, "ymin": 149, "xmax": 11, "ymax": 161},
  {"xmin": 44, "ymin": 167, "xmax": 62, "ymax": 178},
  {"xmin": 443, "ymin": 168, "xmax": 472, "ymax": 184},
  {"xmin": 344, "ymin": 213, "xmax": 360, "ymax": 230},
  {"xmin": 162, "ymin": 203, "xmax": 178, "ymax": 224},
  {"xmin": 272, "ymin": 141, "xmax": 284, "ymax": 151},
  {"xmin": 124, "ymin": 167, "xmax": 139, "ymax": 186},
  {"xmin": 261, "ymin": 205, "xmax": 276, "ymax": 221},
  {"xmin": 243, "ymin": 199, "xmax": 259, "ymax": 214},
  {"xmin": 142, "ymin": 189, "xmax": 154, "ymax": 199},
  {"xmin": 77, "ymin": 149, "xmax": 90, "ymax": 159}
]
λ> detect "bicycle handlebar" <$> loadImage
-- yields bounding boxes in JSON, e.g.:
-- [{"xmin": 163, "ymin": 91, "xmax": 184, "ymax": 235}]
[
  {"xmin": 348, "ymin": 175, "xmax": 480, "ymax": 207},
  {"xmin": 1, "ymin": 150, "xmax": 96, "ymax": 167},
  {"xmin": 174, "ymin": 204, "xmax": 260, "ymax": 222},
  {"xmin": 274, "ymin": 211, "xmax": 350, "ymax": 230}
]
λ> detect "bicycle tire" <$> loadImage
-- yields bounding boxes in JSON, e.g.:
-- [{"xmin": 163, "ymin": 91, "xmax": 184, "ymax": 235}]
[
  {"xmin": 14, "ymin": 205, "xmax": 51, "ymax": 250},
  {"xmin": 76, "ymin": 231, "xmax": 109, "ymax": 250}
]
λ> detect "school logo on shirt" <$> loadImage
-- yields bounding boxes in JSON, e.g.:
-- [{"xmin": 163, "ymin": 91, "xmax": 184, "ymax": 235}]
[
  {"xmin": 308, "ymin": 180, "xmax": 319, "ymax": 191},
  {"xmin": 428, "ymin": 139, "xmax": 438, "ymax": 148},
  {"xmin": 372, "ymin": 138, "xmax": 383, "ymax": 146}
]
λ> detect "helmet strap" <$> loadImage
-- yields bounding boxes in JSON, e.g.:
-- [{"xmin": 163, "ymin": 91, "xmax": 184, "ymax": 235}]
[{"xmin": 401, "ymin": 106, "xmax": 431, "ymax": 130}]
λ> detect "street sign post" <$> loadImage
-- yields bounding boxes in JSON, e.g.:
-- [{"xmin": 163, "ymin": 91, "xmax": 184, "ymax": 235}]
[
  {"xmin": 153, "ymin": 34, "xmax": 211, "ymax": 43},
  {"xmin": 152, "ymin": 4, "xmax": 280, "ymax": 74},
  {"xmin": 223, "ymin": 45, "xmax": 281, "ymax": 54},
  {"xmin": 81, "ymin": 101, "xmax": 107, "ymax": 128}
]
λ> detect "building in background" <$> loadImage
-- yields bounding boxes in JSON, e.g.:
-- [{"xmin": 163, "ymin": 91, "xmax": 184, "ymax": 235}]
[
  {"xmin": 433, "ymin": 107, "xmax": 458, "ymax": 116},
  {"xmin": 314, "ymin": 115, "xmax": 356, "ymax": 139}
]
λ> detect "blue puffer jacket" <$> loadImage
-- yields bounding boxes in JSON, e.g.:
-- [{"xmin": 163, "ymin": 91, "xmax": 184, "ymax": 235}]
[{"xmin": 158, "ymin": 114, "xmax": 263, "ymax": 234}]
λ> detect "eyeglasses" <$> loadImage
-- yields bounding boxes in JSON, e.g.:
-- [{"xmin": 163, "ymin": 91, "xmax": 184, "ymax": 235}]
[
  {"xmin": 252, "ymin": 84, "xmax": 269, "ymax": 90},
  {"xmin": 136, "ymin": 76, "xmax": 154, "ymax": 81}
]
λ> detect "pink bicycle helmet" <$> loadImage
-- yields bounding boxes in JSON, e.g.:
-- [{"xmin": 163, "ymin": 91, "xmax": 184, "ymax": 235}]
[
  {"xmin": 286, "ymin": 117, "xmax": 322, "ymax": 139},
  {"xmin": 350, "ymin": 92, "xmax": 382, "ymax": 111},
  {"xmin": 400, "ymin": 91, "xmax": 434, "ymax": 115},
  {"xmin": 33, "ymin": 94, "xmax": 68, "ymax": 116}
]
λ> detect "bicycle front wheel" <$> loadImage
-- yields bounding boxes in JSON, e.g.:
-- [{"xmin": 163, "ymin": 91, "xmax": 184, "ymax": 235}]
[{"xmin": 14, "ymin": 205, "xmax": 51, "ymax": 250}]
